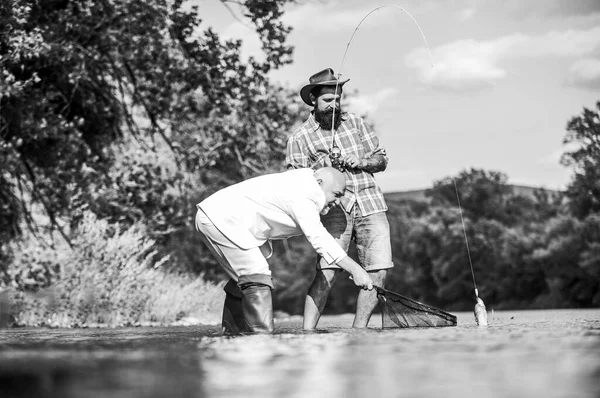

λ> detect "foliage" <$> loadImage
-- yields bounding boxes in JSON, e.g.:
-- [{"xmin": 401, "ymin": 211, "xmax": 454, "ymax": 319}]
[
  {"xmin": 427, "ymin": 168, "xmax": 513, "ymax": 223},
  {"xmin": 1, "ymin": 0, "xmax": 303, "ymax": 278},
  {"xmin": 561, "ymin": 101, "xmax": 600, "ymax": 218},
  {"xmin": 5, "ymin": 211, "xmax": 223, "ymax": 327},
  {"xmin": 530, "ymin": 214, "xmax": 600, "ymax": 307},
  {"xmin": 273, "ymin": 165, "xmax": 594, "ymax": 313}
]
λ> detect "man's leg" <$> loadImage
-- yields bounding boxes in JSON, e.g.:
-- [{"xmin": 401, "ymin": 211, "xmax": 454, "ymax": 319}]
[
  {"xmin": 303, "ymin": 268, "xmax": 341, "ymax": 330},
  {"xmin": 353, "ymin": 269, "xmax": 387, "ymax": 328},
  {"xmin": 352, "ymin": 211, "xmax": 393, "ymax": 328},
  {"xmin": 303, "ymin": 206, "xmax": 350, "ymax": 330},
  {"xmin": 221, "ymin": 279, "xmax": 244, "ymax": 334},
  {"xmin": 238, "ymin": 274, "xmax": 274, "ymax": 333}
]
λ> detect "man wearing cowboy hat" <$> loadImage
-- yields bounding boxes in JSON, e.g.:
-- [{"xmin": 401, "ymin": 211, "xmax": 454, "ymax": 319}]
[{"xmin": 286, "ymin": 68, "xmax": 393, "ymax": 330}]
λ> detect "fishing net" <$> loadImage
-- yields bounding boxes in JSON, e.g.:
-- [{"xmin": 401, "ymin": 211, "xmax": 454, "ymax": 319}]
[{"xmin": 376, "ymin": 286, "xmax": 457, "ymax": 328}]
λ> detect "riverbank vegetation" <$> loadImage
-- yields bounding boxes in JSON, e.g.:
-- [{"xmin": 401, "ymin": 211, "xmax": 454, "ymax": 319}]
[
  {"xmin": 1, "ymin": 1, "xmax": 599, "ymax": 327},
  {"xmin": 6, "ymin": 212, "xmax": 223, "ymax": 327}
]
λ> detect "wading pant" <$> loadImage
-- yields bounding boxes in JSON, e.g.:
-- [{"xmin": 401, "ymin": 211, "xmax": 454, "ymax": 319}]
[{"xmin": 195, "ymin": 209, "xmax": 274, "ymax": 334}]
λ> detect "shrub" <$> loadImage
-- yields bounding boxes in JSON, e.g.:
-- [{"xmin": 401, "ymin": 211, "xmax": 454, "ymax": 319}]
[{"xmin": 4, "ymin": 212, "xmax": 223, "ymax": 327}]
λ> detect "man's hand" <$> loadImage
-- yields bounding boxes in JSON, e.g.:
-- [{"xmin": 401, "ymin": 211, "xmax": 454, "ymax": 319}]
[
  {"xmin": 350, "ymin": 269, "xmax": 374, "ymax": 291},
  {"xmin": 336, "ymin": 256, "xmax": 373, "ymax": 290},
  {"xmin": 342, "ymin": 154, "xmax": 365, "ymax": 169},
  {"xmin": 321, "ymin": 153, "xmax": 333, "ymax": 167}
]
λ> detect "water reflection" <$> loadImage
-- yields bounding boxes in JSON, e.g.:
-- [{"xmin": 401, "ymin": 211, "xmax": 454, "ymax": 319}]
[
  {"xmin": 199, "ymin": 331, "xmax": 352, "ymax": 397},
  {"xmin": 0, "ymin": 310, "xmax": 599, "ymax": 398}
]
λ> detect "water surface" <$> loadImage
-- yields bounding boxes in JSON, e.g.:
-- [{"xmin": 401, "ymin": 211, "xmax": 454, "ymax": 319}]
[{"xmin": 1, "ymin": 309, "xmax": 599, "ymax": 398}]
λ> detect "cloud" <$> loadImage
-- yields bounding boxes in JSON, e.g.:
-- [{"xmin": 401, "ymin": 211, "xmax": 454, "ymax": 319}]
[
  {"xmin": 457, "ymin": 8, "xmax": 476, "ymax": 21},
  {"xmin": 282, "ymin": 1, "xmax": 382, "ymax": 33},
  {"xmin": 345, "ymin": 88, "xmax": 398, "ymax": 115},
  {"xmin": 406, "ymin": 26, "xmax": 600, "ymax": 92},
  {"xmin": 538, "ymin": 149, "xmax": 564, "ymax": 165},
  {"xmin": 501, "ymin": 0, "xmax": 600, "ymax": 19},
  {"xmin": 217, "ymin": 1, "xmax": 401, "ymax": 64},
  {"xmin": 566, "ymin": 58, "xmax": 600, "ymax": 90},
  {"xmin": 282, "ymin": 1, "xmax": 435, "ymax": 34},
  {"xmin": 538, "ymin": 139, "xmax": 583, "ymax": 166}
]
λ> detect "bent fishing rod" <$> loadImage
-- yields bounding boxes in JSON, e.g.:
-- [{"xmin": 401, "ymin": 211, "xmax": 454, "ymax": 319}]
[
  {"xmin": 329, "ymin": 4, "xmax": 432, "ymax": 157},
  {"xmin": 329, "ymin": 4, "xmax": 484, "ymax": 307}
]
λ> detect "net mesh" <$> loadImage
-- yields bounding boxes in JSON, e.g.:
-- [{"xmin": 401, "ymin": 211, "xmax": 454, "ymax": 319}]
[{"xmin": 376, "ymin": 286, "xmax": 457, "ymax": 328}]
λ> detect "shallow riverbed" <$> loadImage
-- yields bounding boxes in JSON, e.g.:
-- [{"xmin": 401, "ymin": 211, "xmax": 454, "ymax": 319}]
[{"xmin": 1, "ymin": 309, "xmax": 599, "ymax": 398}]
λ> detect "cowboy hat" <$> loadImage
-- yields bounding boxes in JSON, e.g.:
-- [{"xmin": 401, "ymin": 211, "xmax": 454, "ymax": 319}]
[{"xmin": 300, "ymin": 68, "xmax": 350, "ymax": 106}]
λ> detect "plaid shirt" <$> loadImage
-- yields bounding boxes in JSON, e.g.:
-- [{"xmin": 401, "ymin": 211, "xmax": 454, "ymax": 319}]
[{"xmin": 286, "ymin": 112, "xmax": 388, "ymax": 216}]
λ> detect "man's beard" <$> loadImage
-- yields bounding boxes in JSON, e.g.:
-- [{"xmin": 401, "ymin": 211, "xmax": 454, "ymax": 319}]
[{"xmin": 314, "ymin": 108, "xmax": 342, "ymax": 131}]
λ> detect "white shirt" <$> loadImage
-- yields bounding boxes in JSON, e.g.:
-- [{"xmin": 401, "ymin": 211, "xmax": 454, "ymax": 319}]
[{"xmin": 198, "ymin": 168, "xmax": 347, "ymax": 265}]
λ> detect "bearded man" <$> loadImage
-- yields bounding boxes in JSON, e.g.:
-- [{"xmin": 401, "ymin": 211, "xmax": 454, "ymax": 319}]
[{"xmin": 286, "ymin": 68, "xmax": 393, "ymax": 330}]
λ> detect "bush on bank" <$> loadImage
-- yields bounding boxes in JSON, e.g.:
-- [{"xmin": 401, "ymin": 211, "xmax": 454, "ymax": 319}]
[{"xmin": 3, "ymin": 212, "xmax": 223, "ymax": 328}]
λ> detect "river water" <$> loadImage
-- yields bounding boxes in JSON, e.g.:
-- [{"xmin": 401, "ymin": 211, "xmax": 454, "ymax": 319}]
[{"xmin": 1, "ymin": 309, "xmax": 599, "ymax": 398}]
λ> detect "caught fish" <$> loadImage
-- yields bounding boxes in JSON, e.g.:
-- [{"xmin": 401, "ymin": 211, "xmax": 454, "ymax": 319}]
[{"xmin": 474, "ymin": 297, "xmax": 488, "ymax": 326}]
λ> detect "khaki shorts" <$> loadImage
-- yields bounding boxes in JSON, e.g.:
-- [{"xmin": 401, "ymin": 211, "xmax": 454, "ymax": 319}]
[{"xmin": 318, "ymin": 206, "xmax": 393, "ymax": 271}]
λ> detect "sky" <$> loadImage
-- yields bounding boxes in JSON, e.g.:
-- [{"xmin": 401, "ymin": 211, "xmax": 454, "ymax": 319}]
[{"xmin": 195, "ymin": 0, "xmax": 600, "ymax": 193}]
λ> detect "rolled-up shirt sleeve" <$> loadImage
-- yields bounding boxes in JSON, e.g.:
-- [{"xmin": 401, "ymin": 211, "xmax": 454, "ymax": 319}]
[
  {"xmin": 287, "ymin": 199, "xmax": 347, "ymax": 265},
  {"xmin": 286, "ymin": 137, "xmax": 310, "ymax": 169}
]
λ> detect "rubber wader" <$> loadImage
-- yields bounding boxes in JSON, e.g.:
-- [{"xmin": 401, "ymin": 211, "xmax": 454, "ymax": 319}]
[
  {"xmin": 222, "ymin": 279, "xmax": 244, "ymax": 334},
  {"xmin": 240, "ymin": 282, "xmax": 274, "ymax": 333},
  {"xmin": 221, "ymin": 279, "xmax": 274, "ymax": 334}
]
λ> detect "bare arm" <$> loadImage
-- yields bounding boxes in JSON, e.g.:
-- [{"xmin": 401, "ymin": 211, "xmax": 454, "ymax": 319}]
[
  {"xmin": 359, "ymin": 153, "xmax": 387, "ymax": 173},
  {"xmin": 342, "ymin": 151, "xmax": 388, "ymax": 173}
]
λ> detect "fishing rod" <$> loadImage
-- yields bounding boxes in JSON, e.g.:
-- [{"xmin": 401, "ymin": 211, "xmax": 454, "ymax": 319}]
[{"xmin": 329, "ymin": 4, "xmax": 433, "ymax": 160}]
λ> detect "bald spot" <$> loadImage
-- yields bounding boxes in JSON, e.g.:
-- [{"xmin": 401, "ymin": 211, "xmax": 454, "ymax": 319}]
[{"xmin": 314, "ymin": 167, "xmax": 346, "ymax": 192}]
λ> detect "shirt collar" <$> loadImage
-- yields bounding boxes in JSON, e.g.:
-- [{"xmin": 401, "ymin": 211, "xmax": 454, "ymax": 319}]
[{"xmin": 307, "ymin": 112, "xmax": 320, "ymax": 132}]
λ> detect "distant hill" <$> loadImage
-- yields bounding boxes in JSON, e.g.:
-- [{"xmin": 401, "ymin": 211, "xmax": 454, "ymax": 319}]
[{"xmin": 384, "ymin": 184, "xmax": 563, "ymax": 204}]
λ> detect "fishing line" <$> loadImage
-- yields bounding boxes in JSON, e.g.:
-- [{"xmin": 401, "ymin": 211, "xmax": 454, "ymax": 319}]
[
  {"xmin": 453, "ymin": 178, "xmax": 479, "ymax": 299},
  {"xmin": 325, "ymin": 4, "xmax": 487, "ymax": 323}
]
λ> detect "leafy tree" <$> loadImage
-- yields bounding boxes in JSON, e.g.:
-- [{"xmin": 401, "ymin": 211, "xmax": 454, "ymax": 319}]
[
  {"xmin": 426, "ymin": 168, "xmax": 511, "ymax": 223},
  {"xmin": 1, "ymin": 0, "xmax": 301, "ymax": 268},
  {"xmin": 561, "ymin": 101, "xmax": 600, "ymax": 218},
  {"xmin": 530, "ymin": 215, "xmax": 600, "ymax": 307}
]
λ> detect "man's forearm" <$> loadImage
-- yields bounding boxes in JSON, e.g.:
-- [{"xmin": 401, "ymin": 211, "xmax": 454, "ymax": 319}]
[
  {"xmin": 360, "ymin": 154, "xmax": 387, "ymax": 173},
  {"xmin": 336, "ymin": 256, "xmax": 364, "ymax": 276}
]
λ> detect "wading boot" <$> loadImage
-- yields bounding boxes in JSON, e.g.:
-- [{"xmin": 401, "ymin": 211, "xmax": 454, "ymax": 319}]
[
  {"xmin": 221, "ymin": 279, "xmax": 244, "ymax": 334},
  {"xmin": 240, "ymin": 283, "xmax": 274, "ymax": 333}
]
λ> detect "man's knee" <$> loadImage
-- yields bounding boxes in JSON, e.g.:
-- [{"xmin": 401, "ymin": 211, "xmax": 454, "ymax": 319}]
[{"xmin": 369, "ymin": 269, "xmax": 387, "ymax": 285}]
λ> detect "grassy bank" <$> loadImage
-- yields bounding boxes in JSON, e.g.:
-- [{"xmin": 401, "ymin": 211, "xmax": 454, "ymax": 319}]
[{"xmin": 2, "ymin": 212, "xmax": 224, "ymax": 328}]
